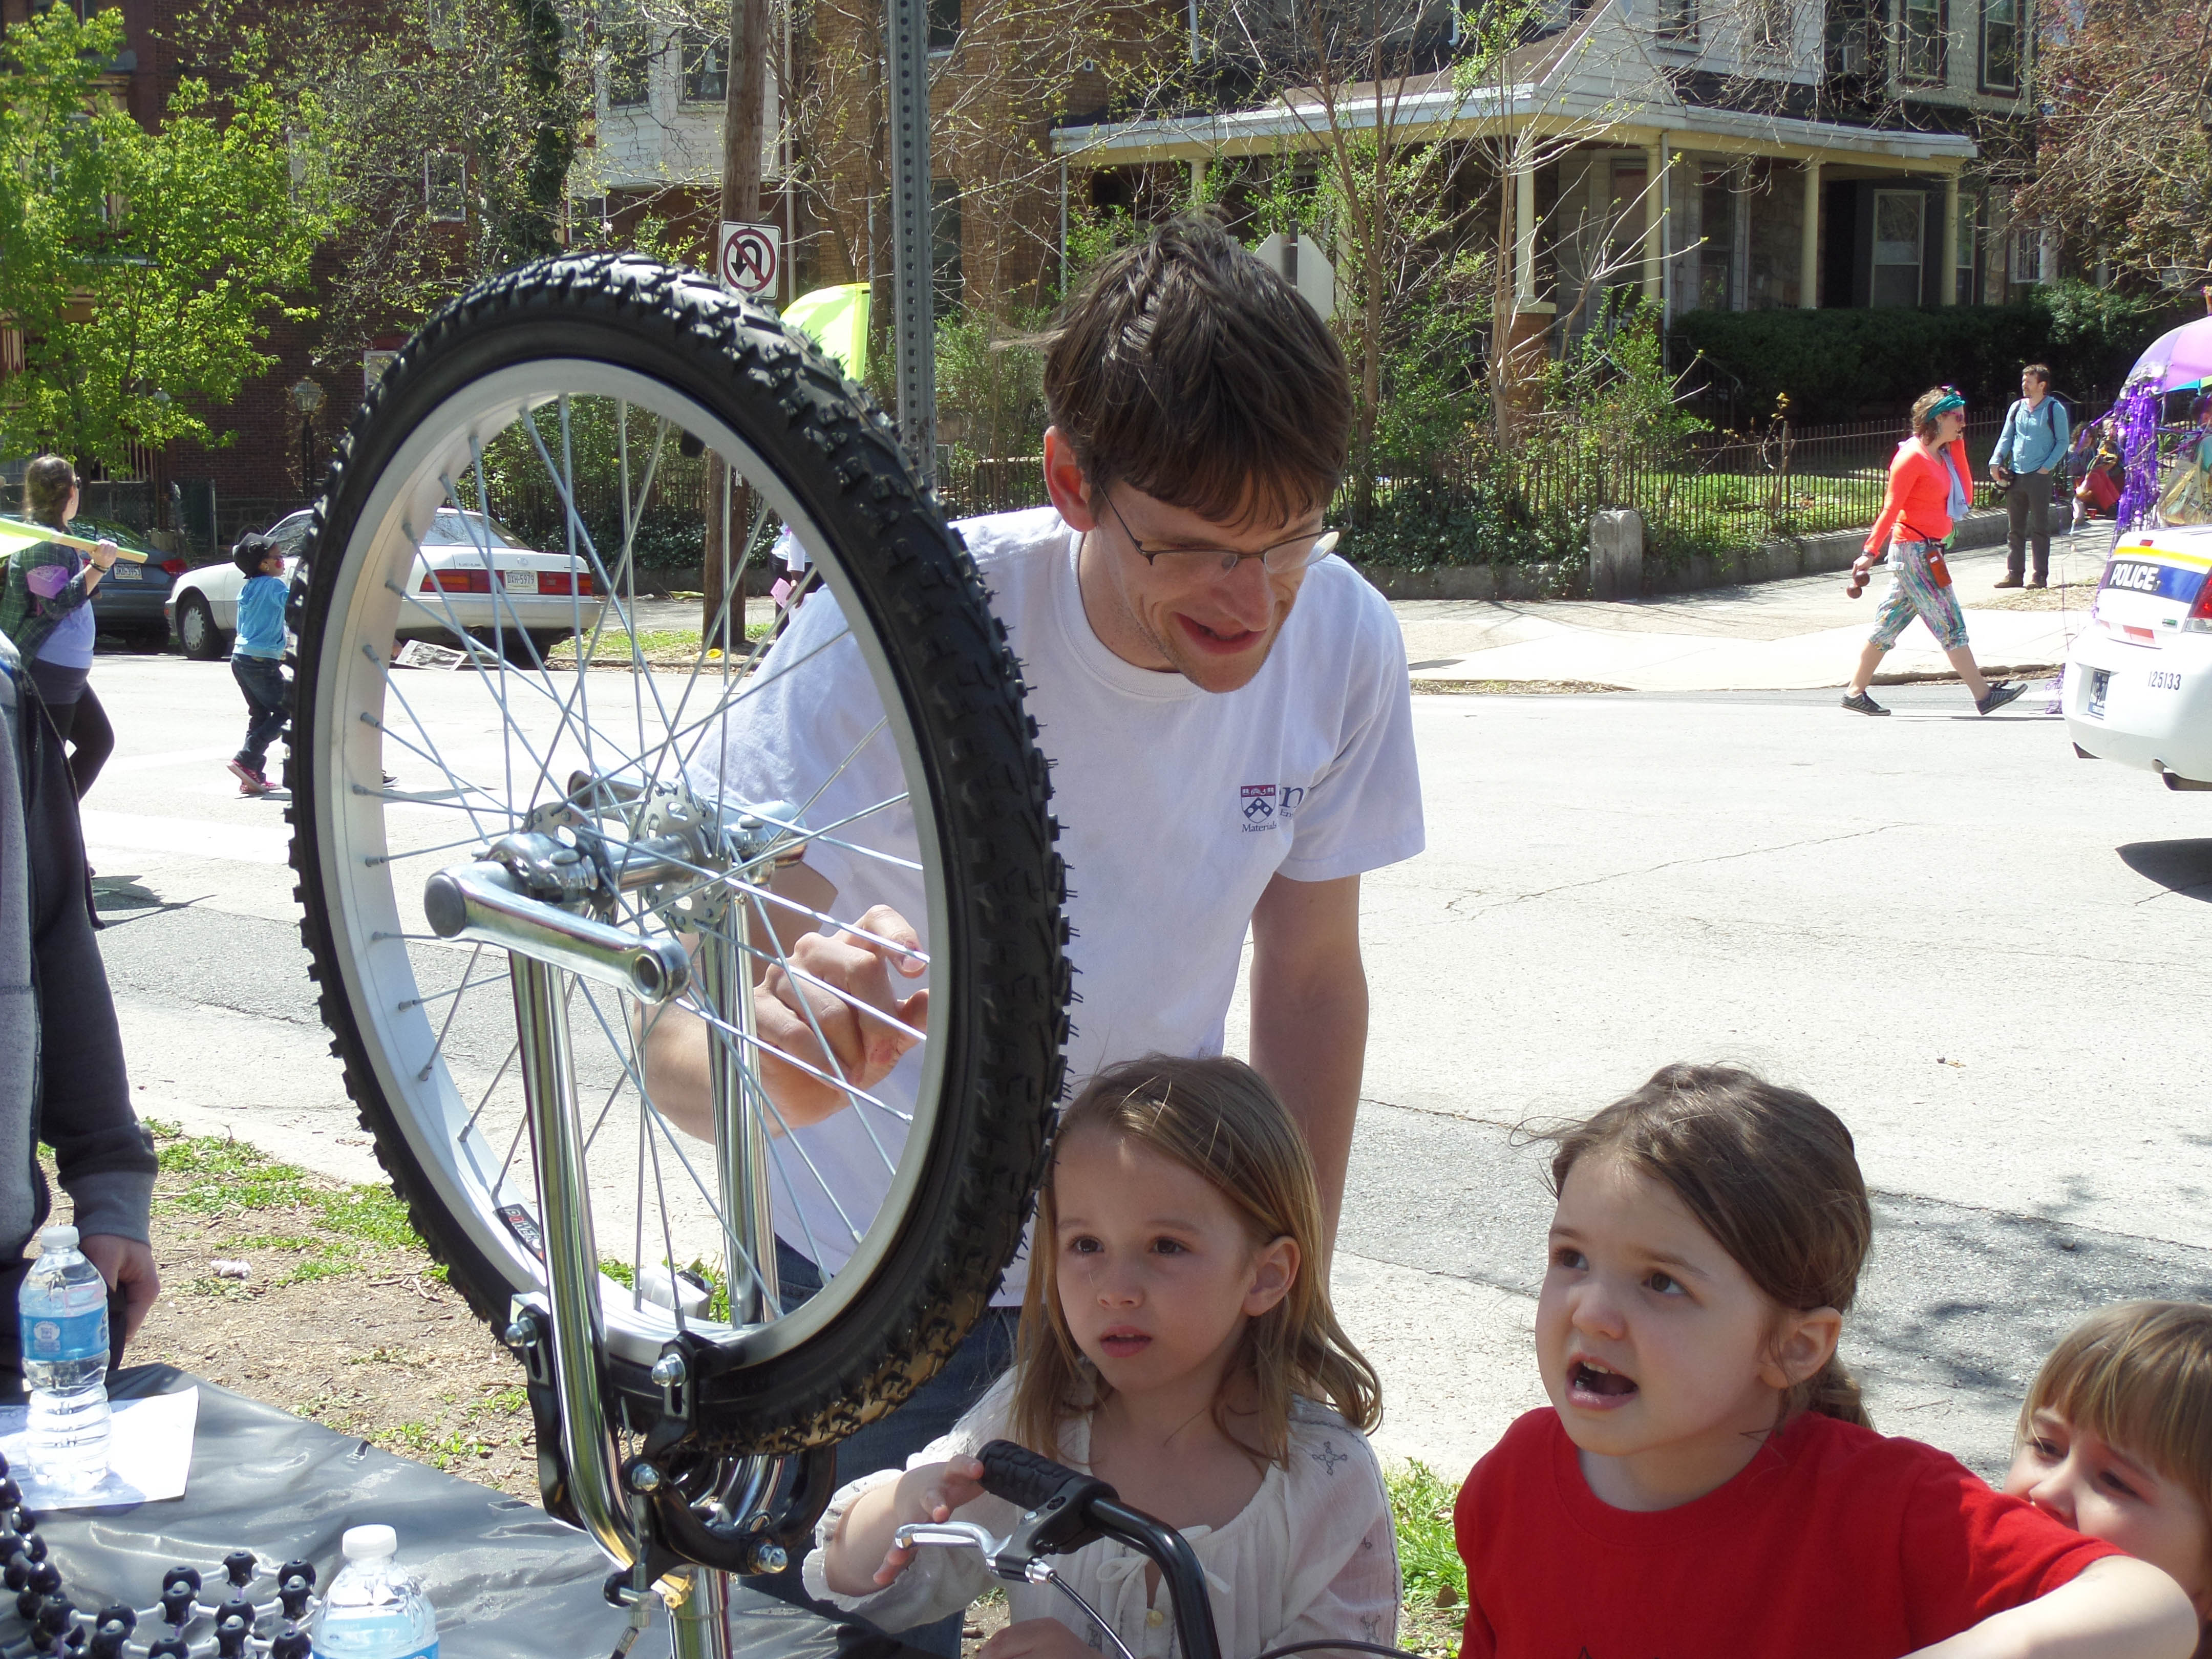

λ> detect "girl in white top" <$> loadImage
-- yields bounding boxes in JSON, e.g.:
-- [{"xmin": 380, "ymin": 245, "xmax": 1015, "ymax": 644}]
[{"xmin": 804, "ymin": 1054, "xmax": 1400, "ymax": 1659}]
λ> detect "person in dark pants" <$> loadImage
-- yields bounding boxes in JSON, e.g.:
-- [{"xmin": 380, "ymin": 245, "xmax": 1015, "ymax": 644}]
[
  {"xmin": 225, "ymin": 536, "xmax": 289, "ymax": 795},
  {"xmin": 1989, "ymin": 364, "xmax": 2071, "ymax": 589},
  {"xmin": 0, "ymin": 629, "xmax": 161, "ymax": 1367},
  {"xmin": 0, "ymin": 457, "xmax": 119, "ymax": 799}
]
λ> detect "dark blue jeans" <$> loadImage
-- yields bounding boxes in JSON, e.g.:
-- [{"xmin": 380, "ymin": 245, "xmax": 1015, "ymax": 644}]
[
  {"xmin": 769, "ymin": 1240, "xmax": 1020, "ymax": 1656},
  {"xmin": 231, "ymin": 655, "xmax": 289, "ymax": 773}
]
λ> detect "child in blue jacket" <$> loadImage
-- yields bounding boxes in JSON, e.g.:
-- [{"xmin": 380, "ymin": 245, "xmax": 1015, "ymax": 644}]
[{"xmin": 227, "ymin": 536, "xmax": 289, "ymax": 795}]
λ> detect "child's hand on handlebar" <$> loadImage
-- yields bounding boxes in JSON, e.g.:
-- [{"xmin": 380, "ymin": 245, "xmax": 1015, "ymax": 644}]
[
  {"xmin": 876, "ymin": 1456, "xmax": 988, "ymax": 1584},
  {"xmin": 978, "ymin": 1618, "xmax": 1099, "ymax": 1659}
]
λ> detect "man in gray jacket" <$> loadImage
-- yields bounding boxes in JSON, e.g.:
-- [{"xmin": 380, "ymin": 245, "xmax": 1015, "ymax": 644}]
[
  {"xmin": 0, "ymin": 632, "xmax": 158, "ymax": 1367},
  {"xmin": 1990, "ymin": 363, "xmax": 2071, "ymax": 589}
]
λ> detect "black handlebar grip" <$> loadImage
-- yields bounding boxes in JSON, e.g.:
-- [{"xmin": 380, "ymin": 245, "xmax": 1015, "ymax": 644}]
[{"xmin": 977, "ymin": 1440, "xmax": 1083, "ymax": 1512}]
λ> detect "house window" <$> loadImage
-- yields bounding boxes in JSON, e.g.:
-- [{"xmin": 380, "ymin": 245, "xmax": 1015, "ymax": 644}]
[
  {"xmin": 1698, "ymin": 172, "xmax": 1737, "ymax": 310},
  {"xmin": 1902, "ymin": 0, "xmax": 1946, "ymax": 82},
  {"xmin": 1653, "ymin": 0, "xmax": 1696, "ymax": 41},
  {"xmin": 1748, "ymin": 0, "xmax": 1790, "ymax": 53},
  {"xmin": 606, "ymin": 27, "xmax": 652, "ymax": 107},
  {"xmin": 425, "ymin": 152, "xmax": 467, "ymax": 223},
  {"xmin": 931, "ymin": 179, "xmax": 964, "ymax": 310},
  {"xmin": 2012, "ymin": 225, "xmax": 2043, "ymax": 284},
  {"xmin": 1872, "ymin": 189, "xmax": 1924, "ymax": 306},
  {"xmin": 929, "ymin": 0, "xmax": 961, "ymax": 53},
  {"xmin": 680, "ymin": 30, "xmax": 728, "ymax": 102},
  {"xmin": 1979, "ymin": 0, "xmax": 2016, "ymax": 90}
]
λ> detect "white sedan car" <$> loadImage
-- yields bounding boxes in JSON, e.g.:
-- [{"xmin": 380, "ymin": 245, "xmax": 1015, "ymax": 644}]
[
  {"xmin": 2062, "ymin": 523, "xmax": 2212, "ymax": 790},
  {"xmin": 167, "ymin": 507, "xmax": 605, "ymax": 662}
]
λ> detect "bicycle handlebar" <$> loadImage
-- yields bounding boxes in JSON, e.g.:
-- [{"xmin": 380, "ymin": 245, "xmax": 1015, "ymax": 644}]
[{"xmin": 977, "ymin": 1439, "xmax": 1223, "ymax": 1659}]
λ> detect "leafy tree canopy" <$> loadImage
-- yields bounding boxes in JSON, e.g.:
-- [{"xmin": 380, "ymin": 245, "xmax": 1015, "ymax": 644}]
[{"xmin": 0, "ymin": 7, "xmax": 338, "ymax": 471}]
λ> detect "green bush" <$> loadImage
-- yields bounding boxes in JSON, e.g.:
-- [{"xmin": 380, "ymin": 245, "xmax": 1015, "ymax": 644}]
[{"xmin": 1672, "ymin": 283, "xmax": 2192, "ymax": 423}]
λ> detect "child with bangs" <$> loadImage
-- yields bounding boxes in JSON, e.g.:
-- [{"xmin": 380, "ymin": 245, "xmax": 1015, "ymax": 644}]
[
  {"xmin": 2008, "ymin": 1303, "xmax": 2212, "ymax": 1657},
  {"xmin": 804, "ymin": 1054, "xmax": 1398, "ymax": 1659},
  {"xmin": 1455, "ymin": 1064, "xmax": 2198, "ymax": 1658}
]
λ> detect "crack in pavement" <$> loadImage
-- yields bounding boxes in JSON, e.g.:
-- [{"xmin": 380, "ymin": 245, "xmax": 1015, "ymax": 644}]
[{"xmin": 1443, "ymin": 824, "xmax": 1900, "ymax": 915}]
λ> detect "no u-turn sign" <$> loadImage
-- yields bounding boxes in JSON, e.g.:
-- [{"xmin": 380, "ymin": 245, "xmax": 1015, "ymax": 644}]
[{"xmin": 718, "ymin": 221, "xmax": 781, "ymax": 298}]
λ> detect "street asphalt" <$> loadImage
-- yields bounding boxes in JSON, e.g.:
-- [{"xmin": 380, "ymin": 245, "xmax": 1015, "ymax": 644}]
[{"xmin": 73, "ymin": 527, "xmax": 2211, "ymax": 1490}]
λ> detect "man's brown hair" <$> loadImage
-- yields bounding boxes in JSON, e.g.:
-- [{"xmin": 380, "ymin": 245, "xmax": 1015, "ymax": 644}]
[
  {"xmin": 2023, "ymin": 363, "xmax": 2052, "ymax": 387},
  {"xmin": 1043, "ymin": 215, "xmax": 1350, "ymax": 530}
]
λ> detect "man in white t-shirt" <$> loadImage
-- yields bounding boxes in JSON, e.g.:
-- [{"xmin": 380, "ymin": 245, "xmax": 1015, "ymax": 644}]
[{"xmin": 649, "ymin": 218, "xmax": 1422, "ymax": 1637}]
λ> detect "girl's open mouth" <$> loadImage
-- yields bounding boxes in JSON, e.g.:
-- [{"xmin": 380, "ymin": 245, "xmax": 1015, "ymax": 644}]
[
  {"xmin": 1567, "ymin": 1359, "xmax": 1639, "ymax": 1408},
  {"xmin": 1098, "ymin": 1329, "xmax": 1152, "ymax": 1358}
]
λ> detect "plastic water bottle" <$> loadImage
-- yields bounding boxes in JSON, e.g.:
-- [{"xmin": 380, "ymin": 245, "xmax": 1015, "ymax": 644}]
[
  {"xmin": 18, "ymin": 1225, "xmax": 110, "ymax": 1493},
  {"xmin": 310, "ymin": 1526, "xmax": 438, "ymax": 1659}
]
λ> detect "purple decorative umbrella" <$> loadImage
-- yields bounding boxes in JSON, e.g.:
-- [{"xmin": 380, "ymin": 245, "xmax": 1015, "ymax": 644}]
[{"xmin": 2124, "ymin": 314, "xmax": 2212, "ymax": 393}]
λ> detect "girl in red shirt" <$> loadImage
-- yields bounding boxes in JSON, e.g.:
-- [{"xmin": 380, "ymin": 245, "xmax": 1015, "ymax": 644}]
[
  {"xmin": 1842, "ymin": 387, "xmax": 2026, "ymax": 718},
  {"xmin": 1454, "ymin": 1064, "xmax": 2196, "ymax": 1659}
]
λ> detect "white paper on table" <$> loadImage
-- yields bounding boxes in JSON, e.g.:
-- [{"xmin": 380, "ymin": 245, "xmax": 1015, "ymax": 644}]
[{"xmin": 0, "ymin": 1387, "xmax": 198, "ymax": 1510}]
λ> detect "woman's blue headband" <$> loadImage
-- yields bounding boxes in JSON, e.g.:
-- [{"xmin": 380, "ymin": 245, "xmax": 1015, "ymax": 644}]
[{"xmin": 1927, "ymin": 390, "xmax": 1967, "ymax": 418}]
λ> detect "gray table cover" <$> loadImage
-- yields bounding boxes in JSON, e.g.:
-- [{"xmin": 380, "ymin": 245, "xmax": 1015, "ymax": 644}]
[{"xmin": 9, "ymin": 1365, "xmax": 916, "ymax": 1659}]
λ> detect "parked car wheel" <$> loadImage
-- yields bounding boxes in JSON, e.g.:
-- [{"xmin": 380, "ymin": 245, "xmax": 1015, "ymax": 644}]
[{"xmin": 177, "ymin": 592, "xmax": 229, "ymax": 661}]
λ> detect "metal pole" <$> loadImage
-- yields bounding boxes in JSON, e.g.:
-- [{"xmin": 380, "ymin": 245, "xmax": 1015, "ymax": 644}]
[
  {"xmin": 885, "ymin": 0, "xmax": 936, "ymax": 483},
  {"xmin": 511, "ymin": 956, "xmax": 636, "ymax": 1569},
  {"xmin": 697, "ymin": 894, "xmax": 779, "ymax": 1325},
  {"xmin": 667, "ymin": 1569, "xmax": 734, "ymax": 1659}
]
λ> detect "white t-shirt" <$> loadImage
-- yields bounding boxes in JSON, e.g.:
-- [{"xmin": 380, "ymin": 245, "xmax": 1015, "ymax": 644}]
[
  {"xmin": 800, "ymin": 1371, "xmax": 1402, "ymax": 1659},
  {"xmin": 698, "ymin": 506, "xmax": 1423, "ymax": 1298}
]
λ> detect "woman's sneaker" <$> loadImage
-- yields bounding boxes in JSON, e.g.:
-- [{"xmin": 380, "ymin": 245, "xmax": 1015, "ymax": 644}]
[
  {"xmin": 227, "ymin": 759, "xmax": 269, "ymax": 795},
  {"xmin": 1977, "ymin": 682, "xmax": 2027, "ymax": 715},
  {"xmin": 1840, "ymin": 691, "xmax": 1890, "ymax": 716}
]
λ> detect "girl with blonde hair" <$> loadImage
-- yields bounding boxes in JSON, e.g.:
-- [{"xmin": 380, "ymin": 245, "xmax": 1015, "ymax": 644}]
[{"xmin": 805, "ymin": 1054, "xmax": 1397, "ymax": 1659}]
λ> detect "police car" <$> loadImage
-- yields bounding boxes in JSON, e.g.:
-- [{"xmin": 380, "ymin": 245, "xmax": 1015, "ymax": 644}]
[{"xmin": 2063, "ymin": 525, "xmax": 2212, "ymax": 790}]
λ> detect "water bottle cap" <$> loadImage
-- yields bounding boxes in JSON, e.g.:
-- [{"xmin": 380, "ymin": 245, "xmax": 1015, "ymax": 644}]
[
  {"xmin": 340, "ymin": 1525, "xmax": 396, "ymax": 1561},
  {"xmin": 35, "ymin": 1226, "xmax": 77, "ymax": 1253}
]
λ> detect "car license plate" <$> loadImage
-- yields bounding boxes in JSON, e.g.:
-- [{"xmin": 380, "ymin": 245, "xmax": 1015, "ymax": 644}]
[
  {"xmin": 501, "ymin": 569, "xmax": 538, "ymax": 593},
  {"xmin": 2088, "ymin": 668, "xmax": 2111, "ymax": 719},
  {"xmin": 106, "ymin": 564, "xmax": 139, "ymax": 581}
]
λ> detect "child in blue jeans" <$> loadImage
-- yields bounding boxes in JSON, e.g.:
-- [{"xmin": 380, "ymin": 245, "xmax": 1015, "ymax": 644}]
[{"xmin": 226, "ymin": 535, "xmax": 288, "ymax": 795}]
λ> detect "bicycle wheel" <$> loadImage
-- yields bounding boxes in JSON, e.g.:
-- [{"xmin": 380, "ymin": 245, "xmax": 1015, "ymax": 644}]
[{"xmin": 288, "ymin": 253, "xmax": 1067, "ymax": 1455}]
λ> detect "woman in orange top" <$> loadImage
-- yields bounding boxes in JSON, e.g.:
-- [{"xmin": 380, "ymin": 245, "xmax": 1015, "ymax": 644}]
[{"xmin": 1842, "ymin": 387, "xmax": 2026, "ymax": 717}]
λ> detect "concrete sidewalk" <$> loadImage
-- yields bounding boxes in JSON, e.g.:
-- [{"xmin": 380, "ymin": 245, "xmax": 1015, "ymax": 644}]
[{"xmin": 1391, "ymin": 525, "xmax": 2116, "ymax": 694}]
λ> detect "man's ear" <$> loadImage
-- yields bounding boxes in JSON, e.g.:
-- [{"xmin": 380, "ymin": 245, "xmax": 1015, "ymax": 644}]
[
  {"xmin": 1043, "ymin": 427, "xmax": 1099, "ymax": 532},
  {"xmin": 1759, "ymin": 1306, "xmax": 1842, "ymax": 1392},
  {"xmin": 1243, "ymin": 1236, "xmax": 1299, "ymax": 1320}
]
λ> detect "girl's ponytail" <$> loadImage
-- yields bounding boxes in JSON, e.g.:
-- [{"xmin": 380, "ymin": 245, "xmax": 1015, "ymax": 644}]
[{"xmin": 1799, "ymin": 1354, "xmax": 1871, "ymax": 1429}]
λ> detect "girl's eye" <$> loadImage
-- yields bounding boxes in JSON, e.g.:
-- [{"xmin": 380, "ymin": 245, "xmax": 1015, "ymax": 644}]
[
  {"xmin": 1149, "ymin": 1237, "xmax": 1187, "ymax": 1257},
  {"xmin": 2030, "ymin": 1436, "xmax": 2064, "ymax": 1460},
  {"xmin": 1645, "ymin": 1271, "xmax": 1683, "ymax": 1295},
  {"xmin": 1066, "ymin": 1236, "xmax": 1101, "ymax": 1256},
  {"xmin": 2100, "ymin": 1469, "xmax": 2141, "ymax": 1500},
  {"xmin": 1550, "ymin": 1246, "xmax": 1586, "ymax": 1271}
]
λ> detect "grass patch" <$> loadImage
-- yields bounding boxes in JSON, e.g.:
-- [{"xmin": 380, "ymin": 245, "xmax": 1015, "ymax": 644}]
[
  {"xmin": 549, "ymin": 620, "xmax": 774, "ymax": 665},
  {"xmin": 1388, "ymin": 1460, "xmax": 1465, "ymax": 1608},
  {"xmin": 147, "ymin": 1122, "xmax": 430, "ymax": 1285}
]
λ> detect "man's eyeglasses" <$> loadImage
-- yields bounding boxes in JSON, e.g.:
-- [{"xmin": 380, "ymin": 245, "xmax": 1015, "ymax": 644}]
[{"xmin": 1101, "ymin": 490, "xmax": 1338, "ymax": 581}]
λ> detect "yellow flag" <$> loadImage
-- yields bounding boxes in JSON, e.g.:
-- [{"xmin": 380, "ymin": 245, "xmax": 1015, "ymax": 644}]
[{"xmin": 783, "ymin": 284, "xmax": 871, "ymax": 381}]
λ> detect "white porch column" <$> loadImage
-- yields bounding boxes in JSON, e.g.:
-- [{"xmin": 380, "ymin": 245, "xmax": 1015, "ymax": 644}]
[
  {"xmin": 1515, "ymin": 156, "xmax": 1539, "ymax": 306},
  {"xmin": 1940, "ymin": 173, "xmax": 1961, "ymax": 305},
  {"xmin": 1643, "ymin": 140, "xmax": 1666, "ymax": 304},
  {"xmin": 1799, "ymin": 160, "xmax": 1821, "ymax": 309}
]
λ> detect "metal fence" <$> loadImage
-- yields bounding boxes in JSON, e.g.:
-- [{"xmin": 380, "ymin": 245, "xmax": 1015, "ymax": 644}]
[{"xmin": 1505, "ymin": 412, "xmax": 2008, "ymax": 556}]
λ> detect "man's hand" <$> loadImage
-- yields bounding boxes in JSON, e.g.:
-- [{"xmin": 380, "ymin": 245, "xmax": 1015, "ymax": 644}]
[
  {"xmin": 755, "ymin": 903, "xmax": 928, "ymax": 1128},
  {"xmin": 76, "ymin": 1235, "xmax": 159, "ymax": 1342},
  {"xmin": 977, "ymin": 1619, "xmax": 1100, "ymax": 1659}
]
